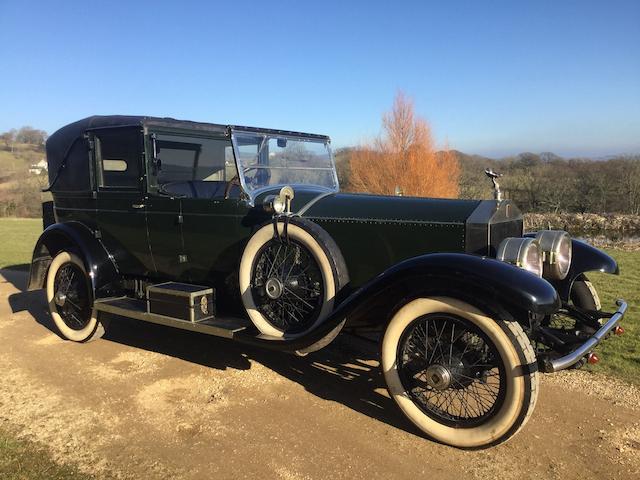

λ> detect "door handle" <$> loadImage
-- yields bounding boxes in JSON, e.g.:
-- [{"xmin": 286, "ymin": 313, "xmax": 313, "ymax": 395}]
[{"xmin": 131, "ymin": 203, "xmax": 146, "ymax": 209}]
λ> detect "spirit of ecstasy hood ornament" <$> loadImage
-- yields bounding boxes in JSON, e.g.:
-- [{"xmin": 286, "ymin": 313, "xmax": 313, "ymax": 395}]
[{"xmin": 484, "ymin": 168, "xmax": 503, "ymax": 201}]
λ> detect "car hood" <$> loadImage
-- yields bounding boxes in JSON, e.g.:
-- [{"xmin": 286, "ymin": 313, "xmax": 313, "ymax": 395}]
[{"xmin": 296, "ymin": 191, "xmax": 482, "ymax": 224}]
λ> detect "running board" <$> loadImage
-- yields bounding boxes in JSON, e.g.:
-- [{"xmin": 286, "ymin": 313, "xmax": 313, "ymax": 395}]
[{"xmin": 94, "ymin": 297, "xmax": 249, "ymax": 339}]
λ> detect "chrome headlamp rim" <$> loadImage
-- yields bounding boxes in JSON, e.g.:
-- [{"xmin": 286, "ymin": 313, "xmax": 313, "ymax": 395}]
[
  {"xmin": 535, "ymin": 230, "xmax": 572, "ymax": 280},
  {"xmin": 262, "ymin": 194, "xmax": 286, "ymax": 214},
  {"xmin": 496, "ymin": 237, "xmax": 543, "ymax": 277},
  {"xmin": 262, "ymin": 185, "xmax": 295, "ymax": 215}
]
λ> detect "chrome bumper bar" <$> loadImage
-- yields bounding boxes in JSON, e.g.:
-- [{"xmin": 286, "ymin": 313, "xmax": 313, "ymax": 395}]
[{"xmin": 546, "ymin": 299, "xmax": 627, "ymax": 373}]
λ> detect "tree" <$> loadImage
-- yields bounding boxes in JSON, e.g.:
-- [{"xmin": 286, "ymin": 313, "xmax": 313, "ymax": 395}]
[
  {"xmin": 15, "ymin": 126, "xmax": 47, "ymax": 146},
  {"xmin": 0, "ymin": 129, "xmax": 16, "ymax": 152},
  {"xmin": 620, "ymin": 156, "xmax": 640, "ymax": 215},
  {"xmin": 348, "ymin": 92, "xmax": 459, "ymax": 198}
]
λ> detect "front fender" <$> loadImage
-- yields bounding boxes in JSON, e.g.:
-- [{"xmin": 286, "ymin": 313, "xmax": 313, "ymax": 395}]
[
  {"xmin": 27, "ymin": 222, "xmax": 121, "ymax": 298},
  {"xmin": 241, "ymin": 253, "xmax": 560, "ymax": 353},
  {"xmin": 552, "ymin": 239, "xmax": 619, "ymax": 301},
  {"xmin": 341, "ymin": 253, "xmax": 561, "ymax": 317}
]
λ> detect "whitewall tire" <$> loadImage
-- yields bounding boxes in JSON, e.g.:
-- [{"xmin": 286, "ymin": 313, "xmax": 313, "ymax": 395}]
[
  {"xmin": 381, "ymin": 297, "xmax": 539, "ymax": 448},
  {"xmin": 46, "ymin": 251, "xmax": 106, "ymax": 342},
  {"xmin": 239, "ymin": 219, "xmax": 347, "ymax": 338}
]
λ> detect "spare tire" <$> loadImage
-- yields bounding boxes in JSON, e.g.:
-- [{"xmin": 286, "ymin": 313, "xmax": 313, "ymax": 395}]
[{"xmin": 239, "ymin": 217, "xmax": 348, "ymax": 337}]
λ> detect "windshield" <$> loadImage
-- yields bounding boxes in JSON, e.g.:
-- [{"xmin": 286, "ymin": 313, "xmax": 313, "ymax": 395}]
[{"xmin": 231, "ymin": 130, "xmax": 338, "ymax": 200}]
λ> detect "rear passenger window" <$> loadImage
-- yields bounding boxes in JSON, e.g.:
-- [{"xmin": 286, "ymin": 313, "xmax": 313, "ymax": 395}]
[{"xmin": 96, "ymin": 129, "xmax": 141, "ymax": 189}]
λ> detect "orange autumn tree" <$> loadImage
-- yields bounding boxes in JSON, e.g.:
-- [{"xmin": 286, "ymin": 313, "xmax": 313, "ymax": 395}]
[{"xmin": 348, "ymin": 92, "xmax": 460, "ymax": 198}]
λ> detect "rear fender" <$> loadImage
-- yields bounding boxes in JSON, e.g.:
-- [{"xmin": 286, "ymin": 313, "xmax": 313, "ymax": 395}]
[{"xmin": 27, "ymin": 221, "xmax": 121, "ymax": 298}]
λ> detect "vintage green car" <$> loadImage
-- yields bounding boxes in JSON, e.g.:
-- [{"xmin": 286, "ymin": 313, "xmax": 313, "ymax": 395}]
[{"xmin": 29, "ymin": 115, "xmax": 626, "ymax": 448}]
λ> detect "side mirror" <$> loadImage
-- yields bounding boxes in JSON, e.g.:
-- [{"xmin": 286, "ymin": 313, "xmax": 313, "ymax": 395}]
[{"xmin": 277, "ymin": 138, "xmax": 287, "ymax": 148}]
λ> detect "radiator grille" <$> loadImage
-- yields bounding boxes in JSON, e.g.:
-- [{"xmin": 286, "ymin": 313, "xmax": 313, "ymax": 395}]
[{"xmin": 489, "ymin": 219, "xmax": 524, "ymax": 257}]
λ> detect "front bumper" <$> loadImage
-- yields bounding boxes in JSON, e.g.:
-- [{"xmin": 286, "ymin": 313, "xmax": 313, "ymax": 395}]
[{"xmin": 543, "ymin": 299, "xmax": 627, "ymax": 372}]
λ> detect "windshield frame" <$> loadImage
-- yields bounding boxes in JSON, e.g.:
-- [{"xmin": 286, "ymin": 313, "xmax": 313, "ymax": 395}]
[{"xmin": 229, "ymin": 127, "xmax": 339, "ymax": 205}]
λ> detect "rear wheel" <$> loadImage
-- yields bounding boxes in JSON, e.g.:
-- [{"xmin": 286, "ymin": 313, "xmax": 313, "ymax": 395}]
[
  {"xmin": 381, "ymin": 297, "xmax": 538, "ymax": 448},
  {"xmin": 46, "ymin": 251, "xmax": 106, "ymax": 342}
]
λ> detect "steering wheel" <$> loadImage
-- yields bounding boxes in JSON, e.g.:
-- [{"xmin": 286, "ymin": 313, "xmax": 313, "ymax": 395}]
[{"xmin": 224, "ymin": 167, "xmax": 272, "ymax": 199}]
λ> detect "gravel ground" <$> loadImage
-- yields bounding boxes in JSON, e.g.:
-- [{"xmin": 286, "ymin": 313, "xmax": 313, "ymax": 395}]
[{"xmin": 1, "ymin": 269, "xmax": 638, "ymax": 480}]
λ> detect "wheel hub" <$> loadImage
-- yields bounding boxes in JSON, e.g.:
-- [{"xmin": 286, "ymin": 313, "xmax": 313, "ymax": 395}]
[
  {"xmin": 265, "ymin": 277, "xmax": 284, "ymax": 300},
  {"xmin": 425, "ymin": 364, "xmax": 452, "ymax": 390},
  {"xmin": 54, "ymin": 291, "xmax": 67, "ymax": 307}
]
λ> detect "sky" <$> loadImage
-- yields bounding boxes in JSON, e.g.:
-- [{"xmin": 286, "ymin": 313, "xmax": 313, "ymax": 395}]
[{"xmin": 0, "ymin": 0, "xmax": 638, "ymax": 158}]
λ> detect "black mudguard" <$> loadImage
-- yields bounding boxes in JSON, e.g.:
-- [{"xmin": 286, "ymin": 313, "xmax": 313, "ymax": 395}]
[
  {"xmin": 27, "ymin": 221, "xmax": 121, "ymax": 299},
  {"xmin": 240, "ymin": 253, "xmax": 560, "ymax": 352},
  {"xmin": 550, "ymin": 239, "xmax": 619, "ymax": 301}
]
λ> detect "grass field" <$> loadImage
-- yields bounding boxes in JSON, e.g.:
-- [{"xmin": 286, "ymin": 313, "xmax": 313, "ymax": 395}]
[
  {"xmin": 0, "ymin": 428, "xmax": 93, "ymax": 480},
  {"xmin": 0, "ymin": 217, "xmax": 637, "ymax": 383},
  {"xmin": 586, "ymin": 251, "xmax": 639, "ymax": 382},
  {"xmin": 0, "ymin": 218, "xmax": 42, "ymax": 270}
]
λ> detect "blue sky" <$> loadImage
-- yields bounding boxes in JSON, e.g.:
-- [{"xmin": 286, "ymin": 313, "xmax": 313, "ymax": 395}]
[{"xmin": 0, "ymin": 0, "xmax": 638, "ymax": 157}]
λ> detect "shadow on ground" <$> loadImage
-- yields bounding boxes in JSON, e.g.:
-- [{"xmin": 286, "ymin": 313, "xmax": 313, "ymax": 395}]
[
  {"xmin": 4, "ymin": 269, "xmax": 419, "ymax": 439},
  {"xmin": 1, "ymin": 263, "xmax": 29, "ymax": 272},
  {"xmin": 4, "ymin": 268, "xmax": 67, "ymax": 340}
]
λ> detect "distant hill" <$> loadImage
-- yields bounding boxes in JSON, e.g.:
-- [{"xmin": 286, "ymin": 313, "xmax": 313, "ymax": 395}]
[
  {"xmin": 0, "ymin": 144, "xmax": 49, "ymax": 217},
  {"xmin": 447, "ymin": 149, "xmax": 494, "ymax": 164}
]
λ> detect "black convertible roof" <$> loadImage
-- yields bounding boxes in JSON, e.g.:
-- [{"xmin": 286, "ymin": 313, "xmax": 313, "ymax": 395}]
[
  {"xmin": 48, "ymin": 115, "xmax": 328, "ymax": 159},
  {"xmin": 45, "ymin": 115, "xmax": 329, "ymax": 192}
]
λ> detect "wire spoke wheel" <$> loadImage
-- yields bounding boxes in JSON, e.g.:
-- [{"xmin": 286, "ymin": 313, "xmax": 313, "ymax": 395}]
[
  {"xmin": 240, "ymin": 219, "xmax": 347, "ymax": 338},
  {"xmin": 251, "ymin": 238, "xmax": 324, "ymax": 334},
  {"xmin": 53, "ymin": 262, "xmax": 92, "ymax": 331},
  {"xmin": 46, "ymin": 251, "xmax": 106, "ymax": 343},
  {"xmin": 382, "ymin": 297, "xmax": 539, "ymax": 448},
  {"xmin": 398, "ymin": 313, "xmax": 507, "ymax": 428}
]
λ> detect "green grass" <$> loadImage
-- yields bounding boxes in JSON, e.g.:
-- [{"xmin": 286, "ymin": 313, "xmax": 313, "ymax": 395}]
[
  {"xmin": 0, "ymin": 218, "xmax": 41, "ymax": 270},
  {"xmin": 0, "ymin": 144, "xmax": 43, "ymax": 173},
  {"xmin": 0, "ymin": 150, "xmax": 23, "ymax": 172},
  {"xmin": 0, "ymin": 218, "xmax": 637, "ymax": 383},
  {"xmin": 0, "ymin": 429, "xmax": 95, "ymax": 480},
  {"xmin": 585, "ymin": 249, "xmax": 639, "ymax": 384}
]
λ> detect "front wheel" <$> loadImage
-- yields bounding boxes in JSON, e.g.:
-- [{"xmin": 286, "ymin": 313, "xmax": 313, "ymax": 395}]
[
  {"xmin": 46, "ymin": 251, "xmax": 106, "ymax": 342},
  {"xmin": 381, "ymin": 297, "xmax": 539, "ymax": 448},
  {"xmin": 239, "ymin": 218, "xmax": 348, "ymax": 338}
]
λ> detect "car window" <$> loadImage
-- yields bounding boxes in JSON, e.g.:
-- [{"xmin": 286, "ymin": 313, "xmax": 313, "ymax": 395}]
[
  {"xmin": 154, "ymin": 134, "xmax": 235, "ymax": 185},
  {"xmin": 231, "ymin": 130, "xmax": 338, "ymax": 198},
  {"xmin": 96, "ymin": 129, "xmax": 141, "ymax": 189}
]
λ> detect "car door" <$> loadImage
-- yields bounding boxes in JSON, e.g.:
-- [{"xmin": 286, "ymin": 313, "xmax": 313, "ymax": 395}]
[
  {"xmin": 180, "ymin": 135, "xmax": 244, "ymax": 285},
  {"xmin": 145, "ymin": 131, "xmax": 243, "ymax": 283},
  {"xmin": 92, "ymin": 127, "xmax": 154, "ymax": 276}
]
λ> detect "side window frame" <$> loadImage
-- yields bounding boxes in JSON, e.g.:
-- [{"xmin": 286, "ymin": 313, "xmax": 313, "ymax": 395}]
[
  {"xmin": 92, "ymin": 127, "xmax": 145, "ymax": 192},
  {"xmin": 145, "ymin": 129, "xmax": 238, "ymax": 196}
]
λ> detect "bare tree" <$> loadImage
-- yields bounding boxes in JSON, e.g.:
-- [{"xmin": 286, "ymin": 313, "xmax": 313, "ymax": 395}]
[
  {"xmin": 15, "ymin": 126, "xmax": 47, "ymax": 146},
  {"xmin": 0, "ymin": 129, "xmax": 17, "ymax": 152},
  {"xmin": 348, "ymin": 92, "xmax": 460, "ymax": 198}
]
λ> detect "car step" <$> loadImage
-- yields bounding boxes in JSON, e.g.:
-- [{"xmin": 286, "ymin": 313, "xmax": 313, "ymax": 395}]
[{"xmin": 94, "ymin": 296, "xmax": 249, "ymax": 339}]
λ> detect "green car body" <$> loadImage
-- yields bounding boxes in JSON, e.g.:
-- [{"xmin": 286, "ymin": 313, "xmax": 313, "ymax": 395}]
[
  {"xmin": 27, "ymin": 115, "xmax": 627, "ymax": 449},
  {"xmin": 41, "ymin": 116, "xmax": 524, "ymax": 307},
  {"xmin": 32, "ymin": 115, "xmax": 620, "ymax": 321}
]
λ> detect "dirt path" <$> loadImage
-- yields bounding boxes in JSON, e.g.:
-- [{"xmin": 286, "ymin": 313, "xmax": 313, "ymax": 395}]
[{"xmin": 1, "ymin": 269, "xmax": 638, "ymax": 480}]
